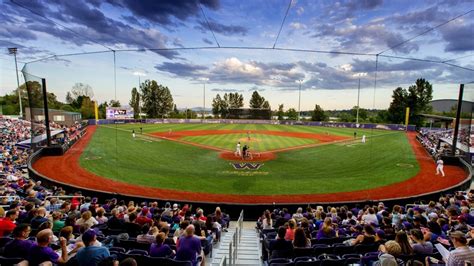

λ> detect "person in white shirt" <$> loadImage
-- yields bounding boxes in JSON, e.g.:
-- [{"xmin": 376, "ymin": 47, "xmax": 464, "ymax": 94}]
[
  {"xmin": 234, "ymin": 142, "xmax": 241, "ymax": 157},
  {"xmin": 361, "ymin": 135, "xmax": 366, "ymax": 143},
  {"xmin": 436, "ymin": 158, "xmax": 445, "ymax": 177}
]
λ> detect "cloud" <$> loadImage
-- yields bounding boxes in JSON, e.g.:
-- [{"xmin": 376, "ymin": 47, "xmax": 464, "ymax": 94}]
[
  {"xmin": 3, "ymin": 1, "xmax": 180, "ymax": 59},
  {"xmin": 110, "ymin": 0, "xmax": 220, "ymax": 25},
  {"xmin": 211, "ymin": 88, "xmax": 245, "ymax": 92},
  {"xmin": 311, "ymin": 21, "xmax": 419, "ymax": 54},
  {"xmin": 289, "ymin": 22, "xmax": 306, "ymax": 30},
  {"xmin": 202, "ymin": 38, "xmax": 214, "ymax": 45},
  {"xmin": 439, "ymin": 22, "xmax": 474, "ymax": 52},
  {"xmin": 155, "ymin": 61, "xmax": 208, "ymax": 76},
  {"xmin": 249, "ymin": 86, "xmax": 265, "ymax": 92},
  {"xmin": 195, "ymin": 20, "xmax": 248, "ymax": 36}
]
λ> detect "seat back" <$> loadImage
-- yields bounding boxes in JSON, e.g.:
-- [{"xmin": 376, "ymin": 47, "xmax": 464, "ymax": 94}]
[{"xmin": 294, "ymin": 247, "xmax": 314, "ymax": 258}]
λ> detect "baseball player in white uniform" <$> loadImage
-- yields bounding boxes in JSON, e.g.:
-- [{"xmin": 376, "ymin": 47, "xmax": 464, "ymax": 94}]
[
  {"xmin": 235, "ymin": 142, "xmax": 241, "ymax": 157},
  {"xmin": 436, "ymin": 158, "xmax": 445, "ymax": 177},
  {"xmin": 361, "ymin": 135, "xmax": 366, "ymax": 143}
]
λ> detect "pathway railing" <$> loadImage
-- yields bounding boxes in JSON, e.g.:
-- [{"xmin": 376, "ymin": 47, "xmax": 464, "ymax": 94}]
[{"xmin": 227, "ymin": 210, "xmax": 244, "ymax": 266}]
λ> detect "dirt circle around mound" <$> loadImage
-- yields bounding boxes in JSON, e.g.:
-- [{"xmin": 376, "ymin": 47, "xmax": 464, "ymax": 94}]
[
  {"xmin": 219, "ymin": 151, "xmax": 276, "ymax": 162},
  {"xmin": 238, "ymin": 137, "xmax": 261, "ymax": 143}
]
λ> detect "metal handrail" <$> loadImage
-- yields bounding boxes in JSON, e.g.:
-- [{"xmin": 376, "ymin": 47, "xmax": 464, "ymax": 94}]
[
  {"xmin": 44, "ymin": 195, "xmax": 85, "ymax": 202},
  {"xmin": 219, "ymin": 256, "xmax": 227, "ymax": 266}
]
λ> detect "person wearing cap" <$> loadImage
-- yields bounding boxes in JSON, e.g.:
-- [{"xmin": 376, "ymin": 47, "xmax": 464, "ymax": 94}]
[
  {"xmin": 28, "ymin": 229, "xmax": 68, "ymax": 265},
  {"xmin": 76, "ymin": 229, "xmax": 111, "ymax": 266},
  {"xmin": 446, "ymin": 231, "xmax": 474, "ymax": 266}
]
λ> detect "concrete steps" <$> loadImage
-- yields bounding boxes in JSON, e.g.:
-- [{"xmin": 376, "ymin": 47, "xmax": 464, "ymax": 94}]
[{"xmin": 209, "ymin": 224, "xmax": 262, "ymax": 266}]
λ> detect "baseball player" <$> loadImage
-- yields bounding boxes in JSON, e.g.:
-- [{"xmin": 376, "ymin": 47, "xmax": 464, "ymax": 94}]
[
  {"xmin": 361, "ymin": 135, "xmax": 366, "ymax": 143},
  {"xmin": 235, "ymin": 142, "xmax": 242, "ymax": 157},
  {"xmin": 436, "ymin": 157, "xmax": 445, "ymax": 177},
  {"xmin": 132, "ymin": 129, "xmax": 136, "ymax": 138}
]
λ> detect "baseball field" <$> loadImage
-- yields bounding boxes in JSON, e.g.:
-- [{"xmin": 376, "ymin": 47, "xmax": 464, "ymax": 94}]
[
  {"xmin": 79, "ymin": 124, "xmax": 418, "ymax": 194},
  {"xmin": 32, "ymin": 123, "xmax": 468, "ymax": 203}
]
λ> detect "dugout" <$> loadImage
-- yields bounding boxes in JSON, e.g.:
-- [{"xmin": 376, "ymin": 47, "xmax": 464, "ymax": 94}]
[{"xmin": 227, "ymin": 108, "xmax": 271, "ymax": 120}]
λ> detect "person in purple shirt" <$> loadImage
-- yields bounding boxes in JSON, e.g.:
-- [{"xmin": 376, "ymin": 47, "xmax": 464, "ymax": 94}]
[
  {"xmin": 28, "ymin": 229, "xmax": 68, "ymax": 265},
  {"xmin": 150, "ymin": 232, "xmax": 175, "ymax": 258},
  {"xmin": 316, "ymin": 217, "xmax": 338, "ymax": 240},
  {"xmin": 176, "ymin": 225, "xmax": 202, "ymax": 265},
  {"xmin": 4, "ymin": 224, "xmax": 36, "ymax": 259}
]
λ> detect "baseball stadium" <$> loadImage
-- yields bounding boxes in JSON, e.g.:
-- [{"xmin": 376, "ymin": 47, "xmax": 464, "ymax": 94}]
[{"xmin": 1, "ymin": 1, "xmax": 474, "ymax": 265}]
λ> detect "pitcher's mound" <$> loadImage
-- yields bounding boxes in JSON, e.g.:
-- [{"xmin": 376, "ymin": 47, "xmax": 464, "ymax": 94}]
[{"xmin": 219, "ymin": 151, "xmax": 276, "ymax": 162}]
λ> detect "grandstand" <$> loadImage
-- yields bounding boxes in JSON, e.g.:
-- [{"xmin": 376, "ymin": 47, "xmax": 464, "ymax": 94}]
[{"xmin": 1, "ymin": 1, "xmax": 473, "ymax": 265}]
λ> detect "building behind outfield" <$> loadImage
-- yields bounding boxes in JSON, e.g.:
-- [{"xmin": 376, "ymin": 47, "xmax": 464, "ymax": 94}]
[{"xmin": 25, "ymin": 107, "xmax": 82, "ymax": 126}]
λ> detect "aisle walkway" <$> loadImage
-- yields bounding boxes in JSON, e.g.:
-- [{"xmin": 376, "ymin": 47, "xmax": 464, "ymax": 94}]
[{"xmin": 210, "ymin": 222, "xmax": 262, "ymax": 266}]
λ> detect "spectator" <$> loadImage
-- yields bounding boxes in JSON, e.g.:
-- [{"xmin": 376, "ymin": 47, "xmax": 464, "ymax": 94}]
[
  {"xmin": 76, "ymin": 210, "xmax": 99, "ymax": 228},
  {"xmin": 76, "ymin": 229, "xmax": 111, "ymax": 266},
  {"xmin": 0, "ymin": 209, "xmax": 18, "ymax": 236},
  {"xmin": 176, "ymin": 225, "xmax": 203, "ymax": 266},
  {"xmin": 3, "ymin": 224, "xmax": 35, "ymax": 259},
  {"xmin": 269, "ymin": 226, "xmax": 293, "ymax": 258},
  {"xmin": 293, "ymin": 227, "xmax": 310, "ymax": 248},
  {"xmin": 285, "ymin": 219, "xmax": 296, "ymax": 241},
  {"xmin": 351, "ymin": 224, "xmax": 375, "ymax": 245},
  {"xmin": 409, "ymin": 229, "xmax": 433, "ymax": 255},
  {"xmin": 395, "ymin": 230, "xmax": 413, "ymax": 255},
  {"xmin": 317, "ymin": 217, "xmax": 338, "ymax": 239},
  {"xmin": 377, "ymin": 240, "xmax": 402, "ymax": 266},
  {"xmin": 150, "ymin": 232, "xmax": 174, "ymax": 258},
  {"xmin": 28, "ymin": 229, "xmax": 68, "ymax": 265},
  {"xmin": 446, "ymin": 231, "xmax": 474, "ymax": 266}
]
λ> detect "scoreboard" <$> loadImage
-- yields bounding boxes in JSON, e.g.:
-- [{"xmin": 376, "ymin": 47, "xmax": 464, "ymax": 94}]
[{"xmin": 106, "ymin": 107, "xmax": 134, "ymax": 119}]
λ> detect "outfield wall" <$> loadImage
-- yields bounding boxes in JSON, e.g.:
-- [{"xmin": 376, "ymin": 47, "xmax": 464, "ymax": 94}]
[{"xmin": 88, "ymin": 118, "xmax": 416, "ymax": 131}]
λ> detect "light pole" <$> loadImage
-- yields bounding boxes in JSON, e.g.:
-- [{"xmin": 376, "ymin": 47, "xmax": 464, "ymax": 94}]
[
  {"xmin": 8, "ymin": 48, "xmax": 22, "ymax": 118},
  {"xmin": 296, "ymin": 79, "xmax": 303, "ymax": 121},
  {"xmin": 353, "ymin": 73, "xmax": 367, "ymax": 125},
  {"xmin": 199, "ymin": 77, "xmax": 209, "ymax": 120},
  {"xmin": 133, "ymin": 71, "xmax": 146, "ymax": 119},
  {"xmin": 356, "ymin": 77, "xmax": 360, "ymax": 124}
]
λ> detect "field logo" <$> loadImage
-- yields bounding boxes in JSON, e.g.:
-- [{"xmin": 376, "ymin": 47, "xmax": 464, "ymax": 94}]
[{"xmin": 230, "ymin": 162, "xmax": 264, "ymax": 170}]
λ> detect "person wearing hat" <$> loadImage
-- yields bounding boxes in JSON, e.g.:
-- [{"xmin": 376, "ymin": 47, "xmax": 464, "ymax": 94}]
[
  {"xmin": 445, "ymin": 231, "xmax": 474, "ymax": 266},
  {"xmin": 76, "ymin": 229, "xmax": 111, "ymax": 266}
]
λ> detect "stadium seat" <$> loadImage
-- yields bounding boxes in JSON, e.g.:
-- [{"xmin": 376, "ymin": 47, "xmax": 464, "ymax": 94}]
[
  {"xmin": 333, "ymin": 243, "xmax": 355, "ymax": 255},
  {"xmin": 0, "ymin": 256, "xmax": 25, "ymax": 266},
  {"xmin": 294, "ymin": 257, "xmax": 320, "ymax": 266},
  {"xmin": 293, "ymin": 247, "xmax": 315, "ymax": 257},
  {"xmin": 126, "ymin": 249, "xmax": 148, "ymax": 256},
  {"xmin": 354, "ymin": 244, "xmax": 378, "ymax": 254},
  {"xmin": 318, "ymin": 254, "xmax": 344, "ymax": 266},
  {"xmin": 167, "ymin": 259, "xmax": 193, "ymax": 266},
  {"xmin": 269, "ymin": 258, "xmax": 294, "ymax": 266},
  {"xmin": 312, "ymin": 244, "xmax": 332, "ymax": 256}
]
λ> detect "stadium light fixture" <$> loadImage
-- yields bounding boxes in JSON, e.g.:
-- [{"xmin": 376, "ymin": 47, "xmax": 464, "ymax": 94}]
[
  {"xmin": 352, "ymin": 73, "xmax": 367, "ymax": 124},
  {"xmin": 199, "ymin": 77, "xmax": 209, "ymax": 120},
  {"xmin": 8, "ymin": 47, "xmax": 22, "ymax": 118}
]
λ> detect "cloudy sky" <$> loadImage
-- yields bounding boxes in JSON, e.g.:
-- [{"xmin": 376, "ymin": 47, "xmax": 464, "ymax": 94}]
[{"xmin": 0, "ymin": 0, "xmax": 473, "ymax": 110}]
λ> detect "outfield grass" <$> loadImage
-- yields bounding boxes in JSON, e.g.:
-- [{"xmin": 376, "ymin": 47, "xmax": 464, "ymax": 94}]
[{"xmin": 79, "ymin": 124, "xmax": 419, "ymax": 195}]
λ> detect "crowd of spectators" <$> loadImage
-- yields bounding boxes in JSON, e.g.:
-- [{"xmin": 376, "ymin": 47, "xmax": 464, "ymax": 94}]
[
  {"xmin": 257, "ymin": 192, "xmax": 474, "ymax": 265},
  {"xmin": 0, "ymin": 118, "xmax": 230, "ymax": 265}
]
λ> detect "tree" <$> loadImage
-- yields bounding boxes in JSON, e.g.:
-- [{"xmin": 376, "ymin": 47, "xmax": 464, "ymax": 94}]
[
  {"xmin": 262, "ymin": 100, "xmax": 270, "ymax": 110},
  {"xmin": 339, "ymin": 112, "xmax": 354, "ymax": 122},
  {"xmin": 109, "ymin": 100, "xmax": 121, "ymax": 107},
  {"xmin": 351, "ymin": 106, "xmax": 368, "ymax": 122},
  {"xmin": 98, "ymin": 102, "xmax": 108, "ymax": 119},
  {"xmin": 227, "ymin": 92, "xmax": 244, "ymax": 108},
  {"xmin": 140, "ymin": 80, "xmax": 174, "ymax": 118},
  {"xmin": 249, "ymin": 91, "xmax": 266, "ymax": 108},
  {"xmin": 388, "ymin": 87, "xmax": 407, "ymax": 124},
  {"xmin": 387, "ymin": 78, "xmax": 433, "ymax": 126},
  {"xmin": 65, "ymin": 92, "xmax": 74, "ymax": 104},
  {"xmin": 277, "ymin": 104, "xmax": 284, "ymax": 120},
  {"xmin": 71, "ymin": 83, "xmax": 94, "ymax": 99},
  {"xmin": 311, "ymin": 104, "xmax": 327, "ymax": 121},
  {"xmin": 287, "ymin": 108, "xmax": 298, "ymax": 120},
  {"xmin": 80, "ymin": 96, "xmax": 95, "ymax": 119},
  {"xmin": 212, "ymin": 94, "xmax": 223, "ymax": 117},
  {"xmin": 129, "ymin": 87, "xmax": 140, "ymax": 118}
]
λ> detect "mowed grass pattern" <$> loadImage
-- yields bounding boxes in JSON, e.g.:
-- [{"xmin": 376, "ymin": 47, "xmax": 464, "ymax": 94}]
[
  {"xmin": 182, "ymin": 133, "xmax": 316, "ymax": 152},
  {"xmin": 79, "ymin": 124, "xmax": 419, "ymax": 195}
]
